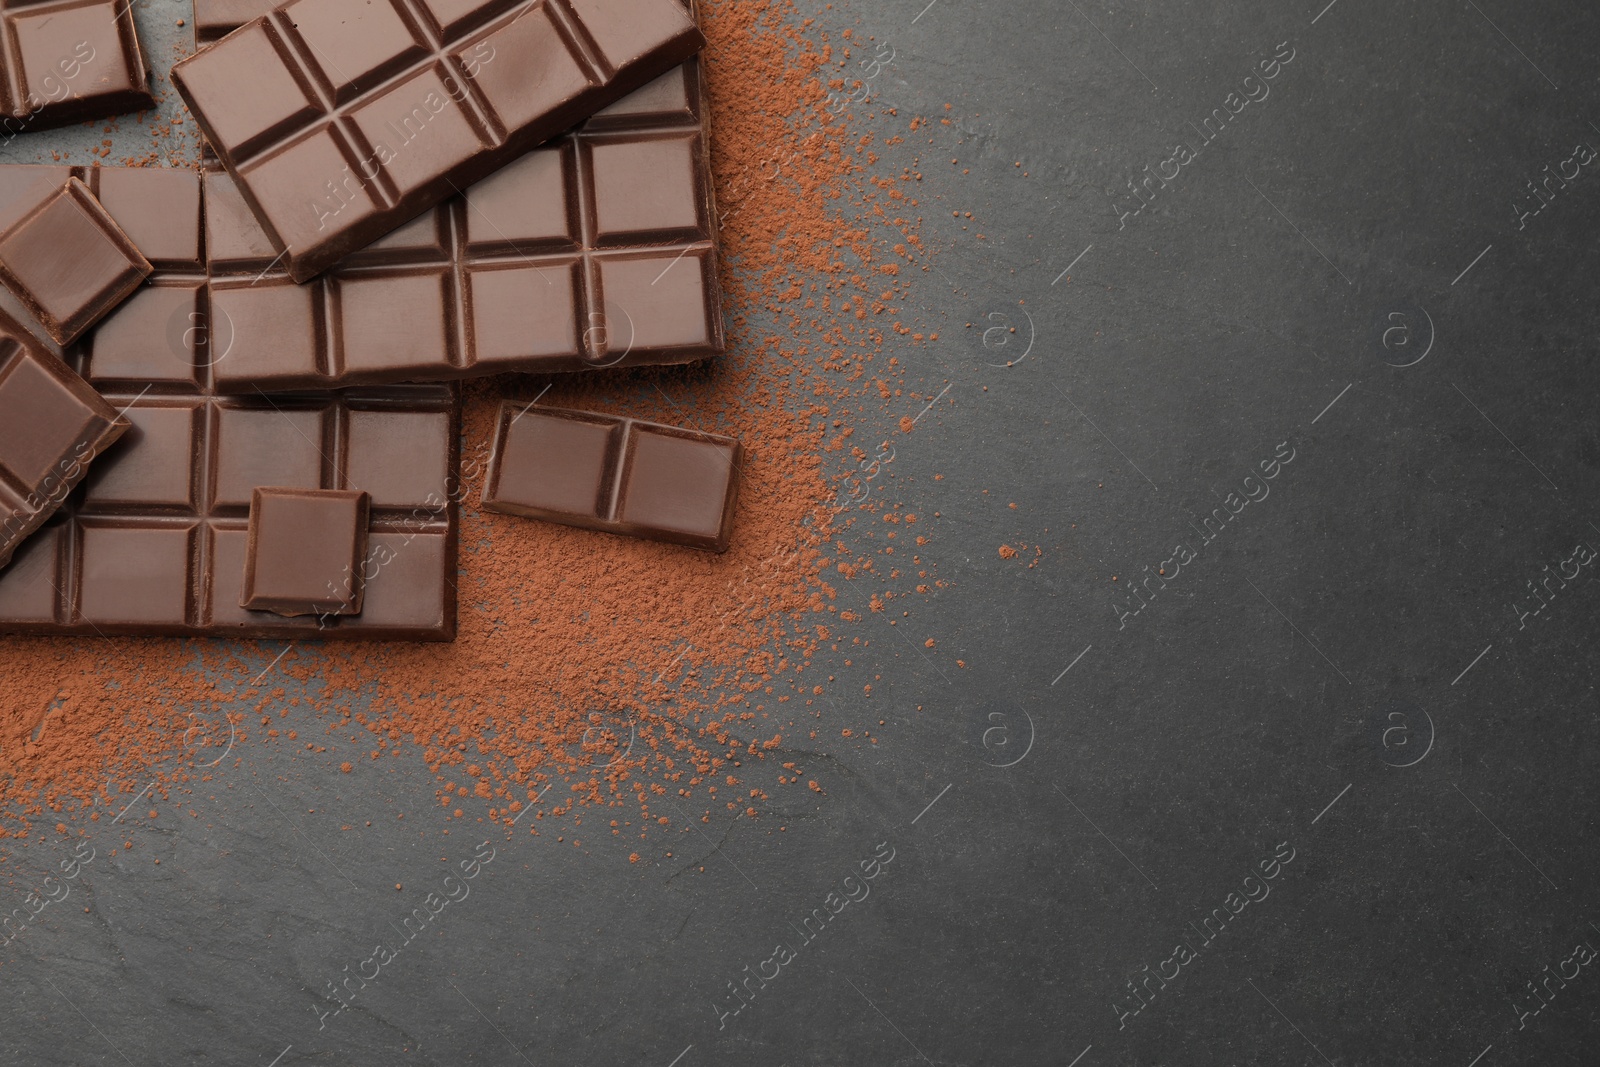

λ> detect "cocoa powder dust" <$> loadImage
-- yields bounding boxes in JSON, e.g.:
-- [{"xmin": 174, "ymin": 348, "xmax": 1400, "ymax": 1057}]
[{"xmin": 0, "ymin": 0, "xmax": 950, "ymax": 855}]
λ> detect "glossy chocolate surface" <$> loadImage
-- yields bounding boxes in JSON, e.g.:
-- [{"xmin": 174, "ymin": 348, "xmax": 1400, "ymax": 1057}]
[
  {"xmin": 0, "ymin": 330, "xmax": 127, "ymax": 569},
  {"xmin": 172, "ymin": 0, "xmax": 703, "ymax": 282},
  {"xmin": 241, "ymin": 486, "xmax": 370, "ymax": 616},
  {"xmin": 0, "ymin": 0, "xmax": 154, "ymax": 132},
  {"xmin": 0, "ymin": 177, "xmax": 150, "ymax": 345},
  {"xmin": 482, "ymin": 402, "xmax": 739, "ymax": 552}
]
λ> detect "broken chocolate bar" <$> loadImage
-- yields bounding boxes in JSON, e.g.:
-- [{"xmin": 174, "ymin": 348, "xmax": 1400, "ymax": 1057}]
[
  {"xmin": 482, "ymin": 402, "xmax": 740, "ymax": 552},
  {"xmin": 0, "ymin": 177, "xmax": 151, "ymax": 346},
  {"xmin": 172, "ymin": 0, "xmax": 704, "ymax": 282},
  {"xmin": 0, "ymin": 331, "xmax": 128, "ymax": 570},
  {"xmin": 0, "ymin": 369, "xmax": 459, "ymax": 640},
  {"xmin": 0, "ymin": 0, "xmax": 155, "ymax": 134},
  {"xmin": 241, "ymin": 487, "xmax": 371, "ymax": 617}
]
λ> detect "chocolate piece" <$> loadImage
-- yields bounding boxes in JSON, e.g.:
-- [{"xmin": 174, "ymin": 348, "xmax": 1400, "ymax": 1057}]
[
  {"xmin": 482, "ymin": 402, "xmax": 740, "ymax": 552},
  {"xmin": 0, "ymin": 178, "xmax": 151, "ymax": 345},
  {"xmin": 0, "ymin": 0, "xmax": 154, "ymax": 135},
  {"xmin": 0, "ymin": 331, "xmax": 127, "ymax": 569},
  {"xmin": 172, "ymin": 0, "xmax": 704, "ymax": 282},
  {"xmin": 241, "ymin": 487, "xmax": 370, "ymax": 616},
  {"xmin": 0, "ymin": 363, "xmax": 459, "ymax": 639},
  {"xmin": 193, "ymin": 0, "xmax": 275, "ymax": 42},
  {"xmin": 0, "ymin": 59, "xmax": 722, "ymax": 389}
]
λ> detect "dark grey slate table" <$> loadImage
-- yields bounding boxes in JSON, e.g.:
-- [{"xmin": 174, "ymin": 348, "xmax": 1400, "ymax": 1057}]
[{"xmin": 2, "ymin": 0, "xmax": 1597, "ymax": 1063}]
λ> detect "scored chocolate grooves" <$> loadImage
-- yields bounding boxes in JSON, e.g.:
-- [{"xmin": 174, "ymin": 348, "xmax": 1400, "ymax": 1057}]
[
  {"xmin": 0, "ymin": 57, "xmax": 721, "ymax": 392},
  {"xmin": 0, "ymin": 373, "xmax": 461, "ymax": 640},
  {"xmin": 0, "ymin": 162, "xmax": 461, "ymax": 640},
  {"xmin": 173, "ymin": 0, "xmax": 705, "ymax": 281}
]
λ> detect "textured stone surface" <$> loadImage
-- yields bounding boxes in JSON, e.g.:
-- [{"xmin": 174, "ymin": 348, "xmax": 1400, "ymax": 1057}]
[{"xmin": 2, "ymin": 0, "xmax": 1599, "ymax": 1064}]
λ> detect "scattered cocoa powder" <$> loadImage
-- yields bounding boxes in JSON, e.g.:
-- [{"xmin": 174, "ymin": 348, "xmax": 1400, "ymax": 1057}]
[{"xmin": 0, "ymin": 0, "xmax": 953, "ymax": 853}]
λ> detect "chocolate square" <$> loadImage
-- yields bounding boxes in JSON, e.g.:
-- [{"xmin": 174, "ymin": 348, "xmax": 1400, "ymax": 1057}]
[
  {"xmin": 0, "ymin": 177, "xmax": 151, "ymax": 345},
  {"xmin": 0, "ymin": 337, "xmax": 128, "ymax": 569},
  {"xmin": 78, "ymin": 523, "xmax": 196, "ymax": 626},
  {"xmin": 462, "ymin": 146, "xmax": 577, "ymax": 252},
  {"xmin": 466, "ymin": 262, "xmax": 580, "ymax": 364},
  {"xmin": 241, "ymin": 487, "xmax": 370, "ymax": 616},
  {"xmin": 94, "ymin": 168, "xmax": 204, "ymax": 268},
  {"xmin": 177, "ymin": 22, "xmax": 319, "ymax": 156},
  {"xmin": 210, "ymin": 405, "xmax": 325, "ymax": 510},
  {"xmin": 616, "ymin": 423, "xmax": 739, "ymax": 551},
  {"xmin": 345, "ymin": 408, "xmax": 452, "ymax": 510},
  {"xmin": 0, "ymin": 346, "xmax": 102, "ymax": 487},
  {"xmin": 587, "ymin": 134, "xmax": 701, "ymax": 241},
  {"xmin": 82, "ymin": 404, "xmax": 199, "ymax": 510},
  {"xmin": 344, "ymin": 529, "xmax": 450, "ymax": 632},
  {"xmin": 487, "ymin": 408, "xmax": 618, "ymax": 519},
  {"xmin": 281, "ymin": 0, "xmax": 425, "ymax": 100},
  {"xmin": 596, "ymin": 252, "xmax": 713, "ymax": 352},
  {"xmin": 336, "ymin": 270, "xmax": 452, "ymax": 376},
  {"xmin": 84, "ymin": 284, "xmax": 204, "ymax": 384},
  {"xmin": 0, "ymin": 0, "xmax": 154, "ymax": 132}
]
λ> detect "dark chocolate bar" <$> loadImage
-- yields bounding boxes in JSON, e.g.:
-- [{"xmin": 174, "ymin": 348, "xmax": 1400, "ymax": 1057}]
[
  {"xmin": 0, "ymin": 0, "xmax": 154, "ymax": 134},
  {"xmin": 482, "ymin": 402, "xmax": 740, "ymax": 552},
  {"xmin": 0, "ymin": 330, "xmax": 127, "ymax": 569},
  {"xmin": 172, "ymin": 0, "xmax": 704, "ymax": 282},
  {"xmin": 0, "ymin": 61, "xmax": 721, "ymax": 389},
  {"xmin": 0, "ymin": 355, "xmax": 460, "ymax": 639},
  {"xmin": 241, "ymin": 487, "xmax": 370, "ymax": 616},
  {"xmin": 0, "ymin": 177, "xmax": 151, "ymax": 346}
]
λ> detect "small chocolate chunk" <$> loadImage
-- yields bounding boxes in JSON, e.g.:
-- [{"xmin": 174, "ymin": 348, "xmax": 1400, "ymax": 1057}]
[
  {"xmin": 241, "ymin": 487, "xmax": 371, "ymax": 617},
  {"xmin": 483, "ymin": 403, "xmax": 739, "ymax": 552}
]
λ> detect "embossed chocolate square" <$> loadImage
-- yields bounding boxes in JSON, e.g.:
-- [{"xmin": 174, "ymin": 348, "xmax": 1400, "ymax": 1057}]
[
  {"xmin": 0, "ymin": 177, "xmax": 150, "ymax": 345},
  {"xmin": 241, "ymin": 487, "xmax": 370, "ymax": 617}
]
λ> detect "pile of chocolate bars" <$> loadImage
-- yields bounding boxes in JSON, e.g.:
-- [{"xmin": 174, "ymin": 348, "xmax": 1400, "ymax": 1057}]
[{"xmin": 0, "ymin": 0, "xmax": 741, "ymax": 642}]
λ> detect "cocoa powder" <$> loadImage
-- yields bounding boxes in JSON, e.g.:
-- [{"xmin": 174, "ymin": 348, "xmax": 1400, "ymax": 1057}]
[{"xmin": 0, "ymin": 0, "xmax": 948, "ymax": 853}]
